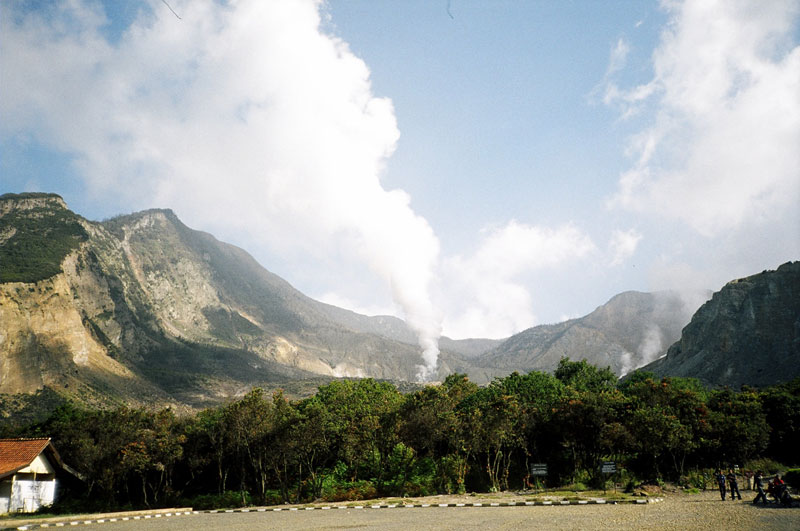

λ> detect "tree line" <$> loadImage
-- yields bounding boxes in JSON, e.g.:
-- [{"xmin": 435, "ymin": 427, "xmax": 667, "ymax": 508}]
[{"xmin": 8, "ymin": 359, "xmax": 800, "ymax": 511}]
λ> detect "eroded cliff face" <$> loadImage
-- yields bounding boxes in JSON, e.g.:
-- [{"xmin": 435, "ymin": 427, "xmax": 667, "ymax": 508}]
[
  {"xmin": 0, "ymin": 195, "xmax": 98, "ymax": 393},
  {"xmin": 645, "ymin": 262, "xmax": 800, "ymax": 388},
  {"xmin": 10, "ymin": 193, "xmax": 789, "ymax": 406},
  {"xmin": 100, "ymin": 209, "xmax": 382, "ymax": 378},
  {"xmin": 0, "ymin": 246, "xmax": 157, "ymax": 407},
  {"xmin": 0, "ymin": 194, "xmax": 67, "ymax": 217}
]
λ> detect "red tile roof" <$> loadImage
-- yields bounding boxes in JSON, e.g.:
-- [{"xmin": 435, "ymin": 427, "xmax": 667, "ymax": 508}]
[{"xmin": 0, "ymin": 438, "xmax": 53, "ymax": 479}]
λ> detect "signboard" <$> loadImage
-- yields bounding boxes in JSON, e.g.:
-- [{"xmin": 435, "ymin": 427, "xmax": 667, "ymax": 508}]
[
  {"xmin": 530, "ymin": 463, "xmax": 548, "ymax": 477},
  {"xmin": 601, "ymin": 461, "xmax": 616, "ymax": 474}
]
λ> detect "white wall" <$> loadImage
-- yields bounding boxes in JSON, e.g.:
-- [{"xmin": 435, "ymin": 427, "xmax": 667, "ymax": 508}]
[
  {"xmin": 0, "ymin": 481, "xmax": 9, "ymax": 514},
  {"xmin": 19, "ymin": 455, "xmax": 55, "ymax": 475},
  {"xmin": 2, "ymin": 477, "xmax": 56, "ymax": 513}
]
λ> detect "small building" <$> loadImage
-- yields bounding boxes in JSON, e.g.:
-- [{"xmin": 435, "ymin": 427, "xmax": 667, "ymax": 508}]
[{"xmin": 0, "ymin": 438, "xmax": 68, "ymax": 513}]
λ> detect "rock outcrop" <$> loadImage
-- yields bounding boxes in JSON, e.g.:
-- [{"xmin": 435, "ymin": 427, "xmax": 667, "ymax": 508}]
[{"xmin": 643, "ymin": 262, "xmax": 800, "ymax": 388}]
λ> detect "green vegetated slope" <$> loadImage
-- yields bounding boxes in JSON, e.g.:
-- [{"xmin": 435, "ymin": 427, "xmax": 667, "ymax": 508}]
[{"xmin": 0, "ymin": 193, "xmax": 88, "ymax": 283}]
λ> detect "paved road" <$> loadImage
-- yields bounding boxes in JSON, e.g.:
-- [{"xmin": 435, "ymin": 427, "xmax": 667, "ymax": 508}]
[{"xmin": 25, "ymin": 491, "xmax": 797, "ymax": 531}]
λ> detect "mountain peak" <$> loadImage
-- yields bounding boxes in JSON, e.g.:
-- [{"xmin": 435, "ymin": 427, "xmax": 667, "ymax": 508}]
[
  {"xmin": 0, "ymin": 192, "xmax": 68, "ymax": 218},
  {"xmin": 0, "ymin": 193, "xmax": 87, "ymax": 283}
]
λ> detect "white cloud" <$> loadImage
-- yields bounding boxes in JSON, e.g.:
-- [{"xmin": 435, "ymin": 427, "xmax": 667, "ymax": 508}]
[
  {"xmin": 607, "ymin": 38, "xmax": 631, "ymax": 77},
  {"xmin": 593, "ymin": 36, "xmax": 658, "ymax": 117},
  {"xmin": 607, "ymin": 0, "xmax": 800, "ymax": 237},
  {"xmin": 441, "ymin": 221, "xmax": 596, "ymax": 339},
  {"xmin": 0, "ymin": 0, "xmax": 442, "ymax": 378},
  {"xmin": 608, "ymin": 228, "xmax": 642, "ymax": 266}
]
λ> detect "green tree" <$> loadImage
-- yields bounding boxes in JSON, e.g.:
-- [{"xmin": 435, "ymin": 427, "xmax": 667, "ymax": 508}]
[
  {"xmin": 264, "ymin": 390, "xmax": 299, "ymax": 503},
  {"xmin": 554, "ymin": 358, "xmax": 616, "ymax": 393},
  {"xmin": 494, "ymin": 371, "xmax": 564, "ymax": 487},
  {"xmin": 293, "ymin": 395, "xmax": 335, "ymax": 500},
  {"xmin": 183, "ymin": 407, "xmax": 230, "ymax": 494},
  {"xmin": 760, "ymin": 378, "xmax": 800, "ymax": 465},
  {"xmin": 458, "ymin": 382, "xmax": 523, "ymax": 492},
  {"xmin": 221, "ymin": 388, "xmax": 274, "ymax": 504},
  {"xmin": 36, "ymin": 405, "xmax": 155, "ymax": 506},
  {"xmin": 707, "ymin": 387, "xmax": 769, "ymax": 467},
  {"xmin": 556, "ymin": 389, "xmax": 629, "ymax": 485},
  {"xmin": 314, "ymin": 379, "xmax": 403, "ymax": 488},
  {"xmin": 118, "ymin": 409, "xmax": 184, "ymax": 507},
  {"xmin": 620, "ymin": 376, "xmax": 710, "ymax": 479},
  {"xmin": 397, "ymin": 375, "xmax": 479, "ymax": 493}
]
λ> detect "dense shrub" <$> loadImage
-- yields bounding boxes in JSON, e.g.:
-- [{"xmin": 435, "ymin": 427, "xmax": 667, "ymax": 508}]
[
  {"xmin": 744, "ymin": 458, "xmax": 785, "ymax": 475},
  {"xmin": 4, "ymin": 371, "xmax": 798, "ymax": 511},
  {"xmin": 680, "ymin": 469, "xmax": 710, "ymax": 490},
  {"xmin": 321, "ymin": 480, "xmax": 378, "ymax": 502},
  {"xmin": 186, "ymin": 491, "xmax": 253, "ymax": 510}
]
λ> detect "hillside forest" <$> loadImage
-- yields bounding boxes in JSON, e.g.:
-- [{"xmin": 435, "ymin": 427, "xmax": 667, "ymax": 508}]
[{"xmin": 3, "ymin": 359, "xmax": 800, "ymax": 512}]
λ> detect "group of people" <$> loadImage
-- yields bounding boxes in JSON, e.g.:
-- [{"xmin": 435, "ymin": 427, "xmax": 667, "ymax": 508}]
[
  {"xmin": 715, "ymin": 469, "xmax": 742, "ymax": 501},
  {"xmin": 715, "ymin": 469, "xmax": 792, "ymax": 506}
]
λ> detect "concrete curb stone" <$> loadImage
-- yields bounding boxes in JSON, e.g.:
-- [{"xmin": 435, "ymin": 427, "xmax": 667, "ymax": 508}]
[
  {"xmin": 206, "ymin": 497, "xmax": 664, "ymax": 512},
  {"xmin": 1, "ymin": 509, "xmax": 194, "ymax": 530},
  {"xmin": 4, "ymin": 498, "xmax": 665, "ymax": 529}
]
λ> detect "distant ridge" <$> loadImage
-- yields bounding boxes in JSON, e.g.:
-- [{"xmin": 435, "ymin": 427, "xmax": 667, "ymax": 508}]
[{"xmin": 473, "ymin": 290, "xmax": 706, "ymax": 377}]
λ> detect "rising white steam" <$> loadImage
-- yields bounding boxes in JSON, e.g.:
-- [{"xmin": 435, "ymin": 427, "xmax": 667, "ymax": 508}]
[
  {"xmin": 620, "ymin": 325, "xmax": 663, "ymax": 376},
  {"xmin": 637, "ymin": 325, "xmax": 664, "ymax": 367},
  {"xmin": 0, "ymin": 0, "xmax": 442, "ymax": 379}
]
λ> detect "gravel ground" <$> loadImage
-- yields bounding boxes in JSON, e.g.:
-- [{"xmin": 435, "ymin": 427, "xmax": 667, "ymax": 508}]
[{"xmin": 4, "ymin": 491, "xmax": 798, "ymax": 530}]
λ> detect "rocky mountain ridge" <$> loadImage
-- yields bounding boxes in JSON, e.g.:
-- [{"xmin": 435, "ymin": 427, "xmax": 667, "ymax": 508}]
[
  {"xmin": 1, "ymin": 194, "xmax": 443, "ymax": 407},
  {"xmin": 0, "ymin": 192, "xmax": 753, "ymax": 410}
]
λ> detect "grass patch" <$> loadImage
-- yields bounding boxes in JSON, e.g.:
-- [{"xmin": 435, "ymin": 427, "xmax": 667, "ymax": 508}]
[{"xmin": 523, "ymin": 489, "xmax": 636, "ymax": 502}]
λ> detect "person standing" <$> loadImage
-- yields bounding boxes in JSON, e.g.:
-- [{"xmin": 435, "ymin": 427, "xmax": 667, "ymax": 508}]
[
  {"xmin": 716, "ymin": 469, "xmax": 727, "ymax": 501},
  {"xmin": 772, "ymin": 474, "xmax": 787, "ymax": 505},
  {"xmin": 727, "ymin": 469, "xmax": 742, "ymax": 500},
  {"xmin": 753, "ymin": 471, "xmax": 768, "ymax": 505}
]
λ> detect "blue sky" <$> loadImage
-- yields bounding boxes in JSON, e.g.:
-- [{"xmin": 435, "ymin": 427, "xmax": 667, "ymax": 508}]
[
  {"xmin": 325, "ymin": 1, "xmax": 657, "ymax": 232},
  {"xmin": 2, "ymin": 0, "xmax": 799, "ymax": 369}
]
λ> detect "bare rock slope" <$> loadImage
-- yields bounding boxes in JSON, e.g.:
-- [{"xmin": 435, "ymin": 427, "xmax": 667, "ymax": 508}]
[
  {"xmin": 0, "ymin": 193, "xmax": 438, "ymax": 407},
  {"xmin": 643, "ymin": 261, "xmax": 800, "ymax": 388}
]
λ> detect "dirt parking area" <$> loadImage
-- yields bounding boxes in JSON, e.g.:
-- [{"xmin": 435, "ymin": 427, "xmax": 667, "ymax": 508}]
[{"xmin": 4, "ymin": 490, "xmax": 799, "ymax": 530}]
